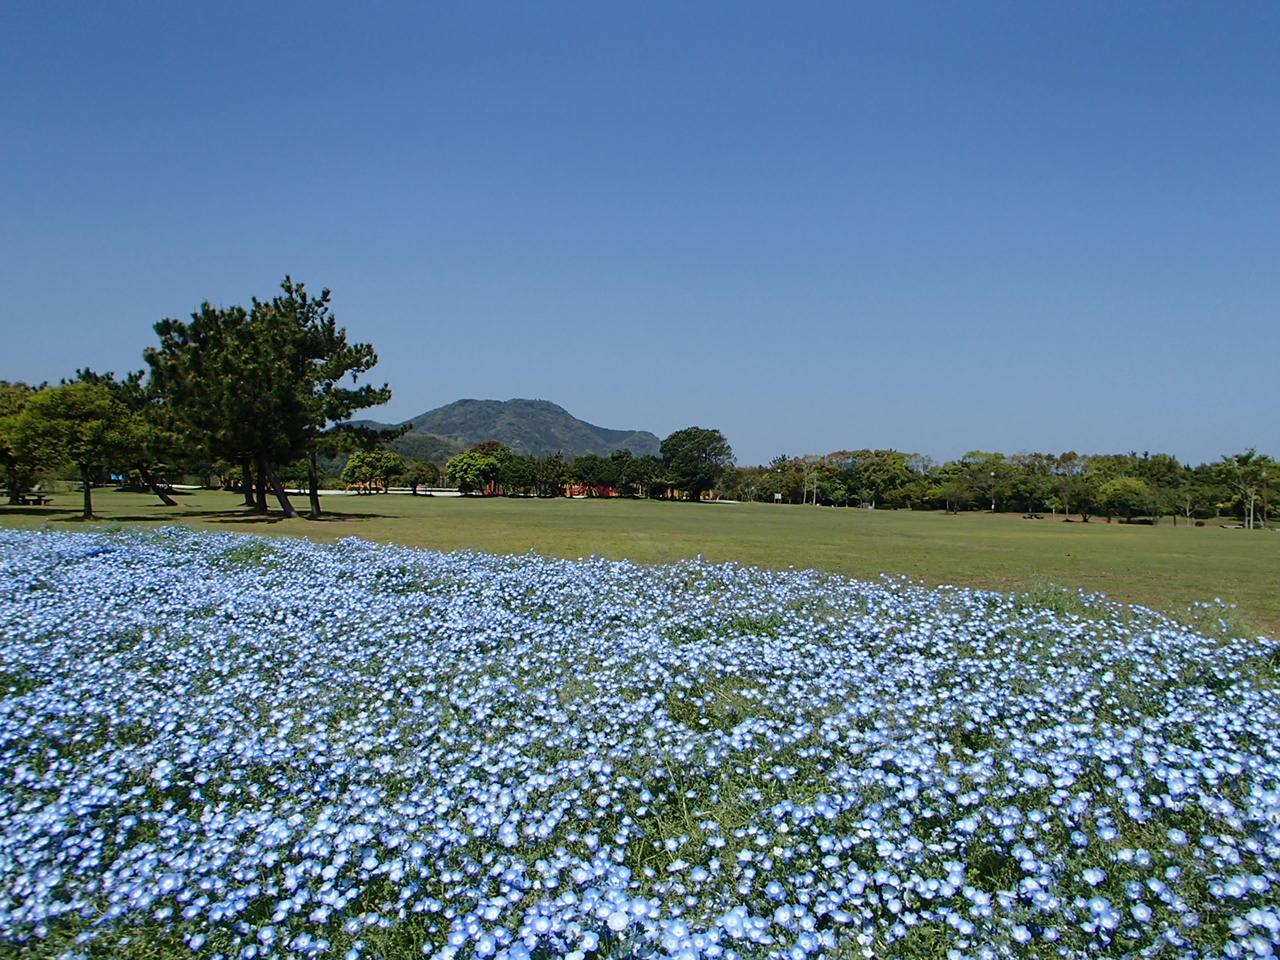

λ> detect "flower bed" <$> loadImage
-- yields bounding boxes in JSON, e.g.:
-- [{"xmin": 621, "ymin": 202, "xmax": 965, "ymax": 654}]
[{"xmin": 0, "ymin": 528, "xmax": 1277, "ymax": 959}]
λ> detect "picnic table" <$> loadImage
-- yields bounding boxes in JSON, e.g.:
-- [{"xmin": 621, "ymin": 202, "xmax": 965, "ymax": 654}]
[{"xmin": 14, "ymin": 493, "xmax": 53, "ymax": 506}]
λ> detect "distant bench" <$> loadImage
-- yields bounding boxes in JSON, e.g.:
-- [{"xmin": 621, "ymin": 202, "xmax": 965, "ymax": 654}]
[
  {"xmin": 1022, "ymin": 513, "xmax": 1044, "ymax": 519},
  {"xmin": 15, "ymin": 494, "xmax": 53, "ymax": 506}
]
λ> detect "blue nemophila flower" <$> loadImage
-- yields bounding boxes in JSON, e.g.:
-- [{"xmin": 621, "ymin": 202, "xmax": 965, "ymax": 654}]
[
  {"xmin": 1082, "ymin": 868, "xmax": 1107, "ymax": 887},
  {"xmin": 0, "ymin": 527, "xmax": 1277, "ymax": 959}
]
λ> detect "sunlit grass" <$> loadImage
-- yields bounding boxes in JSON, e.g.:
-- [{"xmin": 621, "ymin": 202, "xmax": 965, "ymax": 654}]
[{"xmin": 1, "ymin": 487, "xmax": 1276, "ymax": 634}]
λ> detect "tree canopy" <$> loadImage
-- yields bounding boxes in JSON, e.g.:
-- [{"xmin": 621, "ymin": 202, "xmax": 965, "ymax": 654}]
[
  {"xmin": 446, "ymin": 445, "xmax": 511, "ymax": 495},
  {"xmin": 13, "ymin": 382, "xmax": 140, "ymax": 518},
  {"xmin": 144, "ymin": 277, "xmax": 392, "ymax": 517},
  {"xmin": 0, "ymin": 381, "xmax": 46, "ymax": 505},
  {"xmin": 341, "ymin": 450, "xmax": 404, "ymax": 494},
  {"xmin": 660, "ymin": 427, "xmax": 734, "ymax": 501}
]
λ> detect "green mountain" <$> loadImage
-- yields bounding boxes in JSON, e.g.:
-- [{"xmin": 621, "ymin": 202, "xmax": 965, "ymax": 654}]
[{"xmin": 363, "ymin": 399, "xmax": 662, "ymax": 461}]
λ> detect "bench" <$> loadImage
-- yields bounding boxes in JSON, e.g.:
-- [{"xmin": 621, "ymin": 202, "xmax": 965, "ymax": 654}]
[{"xmin": 16, "ymin": 494, "xmax": 53, "ymax": 506}]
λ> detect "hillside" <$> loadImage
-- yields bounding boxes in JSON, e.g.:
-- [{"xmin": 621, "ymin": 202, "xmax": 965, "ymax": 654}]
[{"xmin": 363, "ymin": 398, "xmax": 661, "ymax": 461}]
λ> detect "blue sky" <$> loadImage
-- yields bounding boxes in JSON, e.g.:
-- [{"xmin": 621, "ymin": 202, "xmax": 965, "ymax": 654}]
[{"xmin": 2, "ymin": 3, "xmax": 1276, "ymax": 465}]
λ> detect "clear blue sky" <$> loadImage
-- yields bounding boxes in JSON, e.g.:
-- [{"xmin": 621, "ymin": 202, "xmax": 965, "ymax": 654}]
[{"xmin": 2, "ymin": 3, "xmax": 1276, "ymax": 466}]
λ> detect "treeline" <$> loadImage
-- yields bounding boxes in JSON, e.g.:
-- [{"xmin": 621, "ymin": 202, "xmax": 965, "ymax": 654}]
[
  {"xmin": 0, "ymin": 278, "xmax": 399, "ymax": 518},
  {"xmin": 438, "ymin": 429, "xmax": 734, "ymax": 501},
  {"xmin": 411, "ymin": 443, "xmax": 1276, "ymax": 528},
  {"xmin": 442, "ymin": 446, "xmax": 665, "ymax": 499},
  {"xmin": 716, "ymin": 449, "xmax": 1277, "ymax": 526}
]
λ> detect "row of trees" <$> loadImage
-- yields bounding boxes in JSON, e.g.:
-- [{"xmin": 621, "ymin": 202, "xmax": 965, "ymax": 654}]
[
  {"xmin": 440, "ymin": 428, "xmax": 737, "ymax": 501},
  {"xmin": 1, "ymin": 278, "xmax": 397, "ymax": 518},
  {"xmin": 445, "ymin": 443, "xmax": 573, "ymax": 498},
  {"xmin": 715, "ymin": 448, "xmax": 1277, "ymax": 525}
]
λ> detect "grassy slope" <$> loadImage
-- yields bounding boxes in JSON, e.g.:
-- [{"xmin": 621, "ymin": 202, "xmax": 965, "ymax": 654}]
[{"xmin": 2, "ymin": 488, "xmax": 1277, "ymax": 633}]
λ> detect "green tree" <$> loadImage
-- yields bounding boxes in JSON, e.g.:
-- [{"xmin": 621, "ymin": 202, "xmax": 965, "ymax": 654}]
[
  {"xmin": 264, "ymin": 279, "xmax": 395, "ymax": 517},
  {"xmin": 1173, "ymin": 472, "xmax": 1213, "ymax": 524},
  {"xmin": 714, "ymin": 465, "xmax": 755, "ymax": 503},
  {"xmin": 533, "ymin": 453, "xmax": 567, "ymax": 498},
  {"xmin": 761, "ymin": 455, "xmax": 802, "ymax": 504},
  {"xmin": 341, "ymin": 450, "xmax": 403, "ymax": 493},
  {"xmin": 959, "ymin": 451, "xmax": 1013, "ymax": 512},
  {"xmin": 146, "ymin": 301, "xmax": 265, "ymax": 510},
  {"xmin": 938, "ymin": 475, "xmax": 971, "ymax": 514},
  {"xmin": 1067, "ymin": 471, "xmax": 1101, "ymax": 522},
  {"xmin": 569, "ymin": 453, "xmax": 611, "ymax": 495},
  {"xmin": 797, "ymin": 455, "xmax": 823, "ymax": 505},
  {"xmin": 446, "ymin": 444, "xmax": 510, "ymax": 494},
  {"xmin": 1010, "ymin": 452, "xmax": 1057, "ymax": 514},
  {"xmin": 500, "ymin": 455, "xmax": 538, "ymax": 496},
  {"xmin": 1052, "ymin": 452, "xmax": 1088, "ymax": 517},
  {"xmin": 71, "ymin": 369, "xmax": 182, "ymax": 506},
  {"xmin": 1133, "ymin": 452, "xmax": 1182, "ymax": 523},
  {"xmin": 1217, "ymin": 450, "xmax": 1275, "ymax": 529},
  {"xmin": 403, "ymin": 460, "xmax": 441, "ymax": 495},
  {"xmin": 622, "ymin": 454, "xmax": 666, "ymax": 499},
  {"xmin": 1099, "ymin": 476, "xmax": 1154, "ymax": 521},
  {"xmin": 476, "ymin": 442, "xmax": 511, "ymax": 492},
  {"xmin": 15, "ymin": 382, "xmax": 140, "ymax": 518},
  {"xmin": 860, "ymin": 450, "xmax": 914, "ymax": 508},
  {"xmin": 0, "ymin": 381, "xmax": 49, "ymax": 504},
  {"xmin": 608, "ymin": 449, "xmax": 632, "ymax": 491},
  {"xmin": 145, "ymin": 277, "xmax": 393, "ymax": 519},
  {"xmin": 660, "ymin": 427, "xmax": 734, "ymax": 501}
]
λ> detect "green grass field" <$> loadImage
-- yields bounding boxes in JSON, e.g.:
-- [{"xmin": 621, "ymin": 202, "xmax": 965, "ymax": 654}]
[{"xmin": 2, "ymin": 487, "xmax": 1277, "ymax": 634}]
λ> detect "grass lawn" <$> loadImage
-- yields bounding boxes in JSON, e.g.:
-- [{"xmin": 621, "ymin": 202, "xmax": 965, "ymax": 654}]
[{"xmin": 2, "ymin": 487, "xmax": 1277, "ymax": 634}]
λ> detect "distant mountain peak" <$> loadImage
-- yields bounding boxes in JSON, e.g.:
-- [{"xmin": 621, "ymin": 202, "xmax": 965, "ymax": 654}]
[{"xmin": 370, "ymin": 398, "xmax": 661, "ymax": 461}]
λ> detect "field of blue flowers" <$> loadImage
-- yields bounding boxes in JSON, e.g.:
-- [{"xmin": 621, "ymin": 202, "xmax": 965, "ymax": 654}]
[{"xmin": 0, "ymin": 528, "xmax": 1278, "ymax": 960}]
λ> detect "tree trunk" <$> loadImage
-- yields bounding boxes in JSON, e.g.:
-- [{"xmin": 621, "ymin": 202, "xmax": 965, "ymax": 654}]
[
  {"xmin": 81, "ymin": 466, "xmax": 93, "ymax": 519},
  {"xmin": 308, "ymin": 451, "xmax": 322, "ymax": 517},
  {"xmin": 139, "ymin": 464, "xmax": 177, "ymax": 506},
  {"xmin": 267, "ymin": 462, "xmax": 299, "ymax": 518},
  {"xmin": 241, "ymin": 459, "xmax": 255, "ymax": 508},
  {"xmin": 253, "ymin": 455, "xmax": 269, "ymax": 513},
  {"xmin": 5, "ymin": 466, "xmax": 20, "ymax": 505}
]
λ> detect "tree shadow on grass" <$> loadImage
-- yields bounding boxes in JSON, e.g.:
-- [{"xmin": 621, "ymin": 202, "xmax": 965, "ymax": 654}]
[
  {"xmin": 192, "ymin": 511, "xmax": 292, "ymax": 525},
  {"xmin": 26, "ymin": 508, "xmax": 290, "ymax": 525},
  {"xmin": 180, "ymin": 509, "xmax": 399, "ymax": 525},
  {"xmin": 188, "ymin": 509, "xmax": 398, "ymax": 524},
  {"xmin": 112, "ymin": 487, "xmax": 199, "ymax": 498},
  {"xmin": 7, "ymin": 506, "xmax": 396, "ymax": 525},
  {"xmin": 294, "ymin": 512, "xmax": 397, "ymax": 522},
  {"xmin": 46, "ymin": 512, "xmax": 216, "ymax": 525}
]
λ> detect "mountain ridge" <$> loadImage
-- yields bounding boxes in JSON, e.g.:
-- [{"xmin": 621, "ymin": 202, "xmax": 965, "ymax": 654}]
[{"xmin": 357, "ymin": 398, "xmax": 662, "ymax": 461}]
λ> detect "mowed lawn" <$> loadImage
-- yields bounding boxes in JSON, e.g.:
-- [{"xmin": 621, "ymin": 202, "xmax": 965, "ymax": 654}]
[{"xmin": 3, "ymin": 487, "xmax": 1277, "ymax": 634}]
